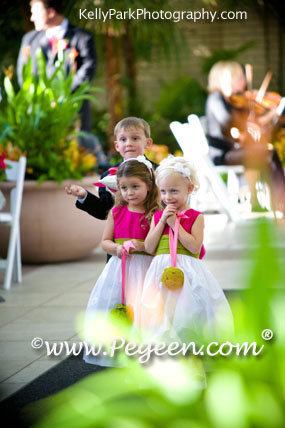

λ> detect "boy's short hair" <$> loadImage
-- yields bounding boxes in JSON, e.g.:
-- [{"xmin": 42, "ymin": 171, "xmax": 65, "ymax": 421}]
[{"xmin": 114, "ymin": 117, "xmax": 151, "ymax": 139}]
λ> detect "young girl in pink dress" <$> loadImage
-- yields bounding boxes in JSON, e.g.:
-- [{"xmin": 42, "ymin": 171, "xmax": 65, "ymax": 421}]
[
  {"xmin": 84, "ymin": 157, "xmax": 160, "ymax": 366},
  {"xmin": 140, "ymin": 156, "xmax": 233, "ymax": 343}
]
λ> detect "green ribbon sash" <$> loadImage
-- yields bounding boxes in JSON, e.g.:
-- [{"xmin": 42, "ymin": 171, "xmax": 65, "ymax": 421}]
[
  {"xmin": 114, "ymin": 238, "xmax": 150, "ymax": 256},
  {"xmin": 155, "ymin": 235, "xmax": 200, "ymax": 258}
]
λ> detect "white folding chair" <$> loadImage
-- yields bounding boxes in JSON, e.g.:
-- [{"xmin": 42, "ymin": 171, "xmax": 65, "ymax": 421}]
[
  {"xmin": 199, "ymin": 115, "xmax": 245, "ymax": 192},
  {"xmin": 169, "ymin": 115, "xmax": 240, "ymax": 222},
  {"xmin": 0, "ymin": 157, "xmax": 26, "ymax": 289}
]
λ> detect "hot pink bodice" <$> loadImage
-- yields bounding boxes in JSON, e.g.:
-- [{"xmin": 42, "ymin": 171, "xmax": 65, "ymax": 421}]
[
  {"xmin": 154, "ymin": 209, "xmax": 206, "ymax": 259},
  {"xmin": 113, "ymin": 205, "xmax": 150, "ymax": 240}
]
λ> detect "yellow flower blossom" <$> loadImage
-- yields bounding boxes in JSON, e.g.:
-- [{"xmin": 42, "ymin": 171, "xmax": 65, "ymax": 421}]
[
  {"xmin": 3, "ymin": 65, "xmax": 14, "ymax": 80},
  {"xmin": 81, "ymin": 153, "xmax": 96, "ymax": 169},
  {"xmin": 145, "ymin": 144, "xmax": 169, "ymax": 164},
  {"xmin": 0, "ymin": 142, "xmax": 25, "ymax": 161},
  {"xmin": 174, "ymin": 150, "xmax": 183, "ymax": 157},
  {"xmin": 63, "ymin": 139, "xmax": 96, "ymax": 172}
]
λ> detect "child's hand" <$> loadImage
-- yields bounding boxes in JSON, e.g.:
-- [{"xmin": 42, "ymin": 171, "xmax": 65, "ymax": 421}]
[
  {"xmin": 115, "ymin": 244, "xmax": 123, "ymax": 259},
  {"xmin": 160, "ymin": 205, "xmax": 177, "ymax": 224},
  {"xmin": 65, "ymin": 185, "xmax": 87, "ymax": 199},
  {"xmin": 166, "ymin": 214, "xmax": 177, "ymax": 230},
  {"xmin": 115, "ymin": 244, "xmax": 130, "ymax": 259},
  {"xmin": 130, "ymin": 239, "xmax": 145, "ymax": 253}
]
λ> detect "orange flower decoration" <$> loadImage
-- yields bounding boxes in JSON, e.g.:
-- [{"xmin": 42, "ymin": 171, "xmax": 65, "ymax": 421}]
[
  {"xmin": 69, "ymin": 47, "xmax": 79, "ymax": 63},
  {"xmin": 22, "ymin": 45, "xmax": 31, "ymax": 60},
  {"xmin": 3, "ymin": 65, "xmax": 13, "ymax": 80}
]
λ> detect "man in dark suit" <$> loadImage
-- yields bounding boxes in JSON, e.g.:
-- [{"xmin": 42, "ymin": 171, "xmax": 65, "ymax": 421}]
[{"xmin": 16, "ymin": 0, "xmax": 96, "ymax": 132}]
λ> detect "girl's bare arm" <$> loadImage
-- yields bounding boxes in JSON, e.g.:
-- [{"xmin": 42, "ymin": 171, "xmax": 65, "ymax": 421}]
[
  {"xmin": 144, "ymin": 217, "xmax": 165, "ymax": 254},
  {"xmin": 101, "ymin": 212, "xmax": 123, "ymax": 258},
  {"xmin": 177, "ymin": 214, "xmax": 204, "ymax": 255}
]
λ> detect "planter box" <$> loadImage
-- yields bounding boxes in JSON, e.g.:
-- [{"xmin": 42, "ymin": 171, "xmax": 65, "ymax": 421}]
[{"xmin": 0, "ymin": 176, "xmax": 105, "ymax": 263}]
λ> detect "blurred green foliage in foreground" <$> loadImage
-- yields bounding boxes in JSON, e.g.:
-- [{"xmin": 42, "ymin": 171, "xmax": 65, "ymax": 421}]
[{"xmin": 29, "ymin": 219, "xmax": 284, "ymax": 427}]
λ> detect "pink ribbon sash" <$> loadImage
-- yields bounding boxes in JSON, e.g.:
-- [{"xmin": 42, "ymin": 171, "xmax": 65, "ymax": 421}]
[
  {"xmin": 168, "ymin": 210, "xmax": 189, "ymax": 267},
  {"xmin": 121, "ymin": 240, "xmax": 136, "ymax": 304}
]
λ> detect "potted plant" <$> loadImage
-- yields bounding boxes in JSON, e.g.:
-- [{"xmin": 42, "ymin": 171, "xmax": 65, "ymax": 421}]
[{"xmin": 0, "ymin": 52, "xmax": 104, "ymax": 263}]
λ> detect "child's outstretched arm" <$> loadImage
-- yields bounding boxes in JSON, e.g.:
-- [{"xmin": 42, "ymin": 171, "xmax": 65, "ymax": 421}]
[
  {"xmin": 101, "ymin": 212, "xmax": 124, "ymax": 258},
  {"xmin": 145, "ymin": 205, "xmax": 176, "ymax": 254},
  {"xmin": 65, "ymin": 185, "xmax": 87, "ymax": 199},
  {"xmin": 176, "ymin": 214, "xmax": 204, "ymax": 255}
]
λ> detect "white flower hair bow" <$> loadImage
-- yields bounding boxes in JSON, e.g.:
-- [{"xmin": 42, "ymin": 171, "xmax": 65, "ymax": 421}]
[
  {"xmin": 123, "ymin": 155, "xmax": 152, "ymax": 171},
  {"xmin": 173, "ymin": 162, "xmax": 191, "ymax": 178}
]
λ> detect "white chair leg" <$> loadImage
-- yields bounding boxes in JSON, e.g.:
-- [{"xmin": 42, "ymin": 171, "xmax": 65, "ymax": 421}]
[
  {"xmin": 3, "ymin": 223, "xmax": 19, "ymax": 290},
  {"xmin": 227, "ymin": 170, "xmax": 240, "ymax": 205},
  {"xmin": 15, "ymin": 230, "xmax": 22, "ymax": 283},
  {"xmin": 202, "ymin": 156, "xmax": 240, "ymax": 222},
  {"xmin": 1, "ymin": 157, "xmax": 26, "ymax": 289},
  {"xmin": 12, "ymin": 229, "xmax": 22, "ymax": 283}
]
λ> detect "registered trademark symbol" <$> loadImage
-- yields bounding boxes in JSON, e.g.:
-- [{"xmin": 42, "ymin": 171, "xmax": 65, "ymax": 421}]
[{"xmin": 261, "ymin": 329, "xmax": 273, "ymax": 340}]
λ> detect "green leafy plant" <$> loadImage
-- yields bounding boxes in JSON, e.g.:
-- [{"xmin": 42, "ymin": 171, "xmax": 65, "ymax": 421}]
[
  {"xmin": 0, "ymin": 50, "xmax": 98, "ymax": 183},
  {"xmin": 154, "ymin": 77, "xmax": 207, "ymax": 121},
  {"xmin": 148, "ymin": 77, "xmax": 207, "ymax": 153}
]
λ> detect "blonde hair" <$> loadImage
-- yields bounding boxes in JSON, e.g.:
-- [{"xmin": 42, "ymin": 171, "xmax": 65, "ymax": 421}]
[
  {"xmin": 115, "ymin": 159, "xmax": 161, "ymax": 223},
  {"xmin": 208, "ymin": 61, "xmax": 244, "ymax": 97},
  {"xmin": 155, "ymin": 155, "xmax": 200, "ymax": 193},
  {"xmin": 114, "ymin": 117, "xmax": 151, "ymax": 139}
]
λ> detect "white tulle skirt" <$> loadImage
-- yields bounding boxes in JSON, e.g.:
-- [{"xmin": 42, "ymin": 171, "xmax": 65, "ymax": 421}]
[
  {"xmin": 83, "ymin": 254, "xmax": 153, "ymax": 366},
  {"xmin": 139, "ymin": 254, "xmax": 234, "ymax": 343}
]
